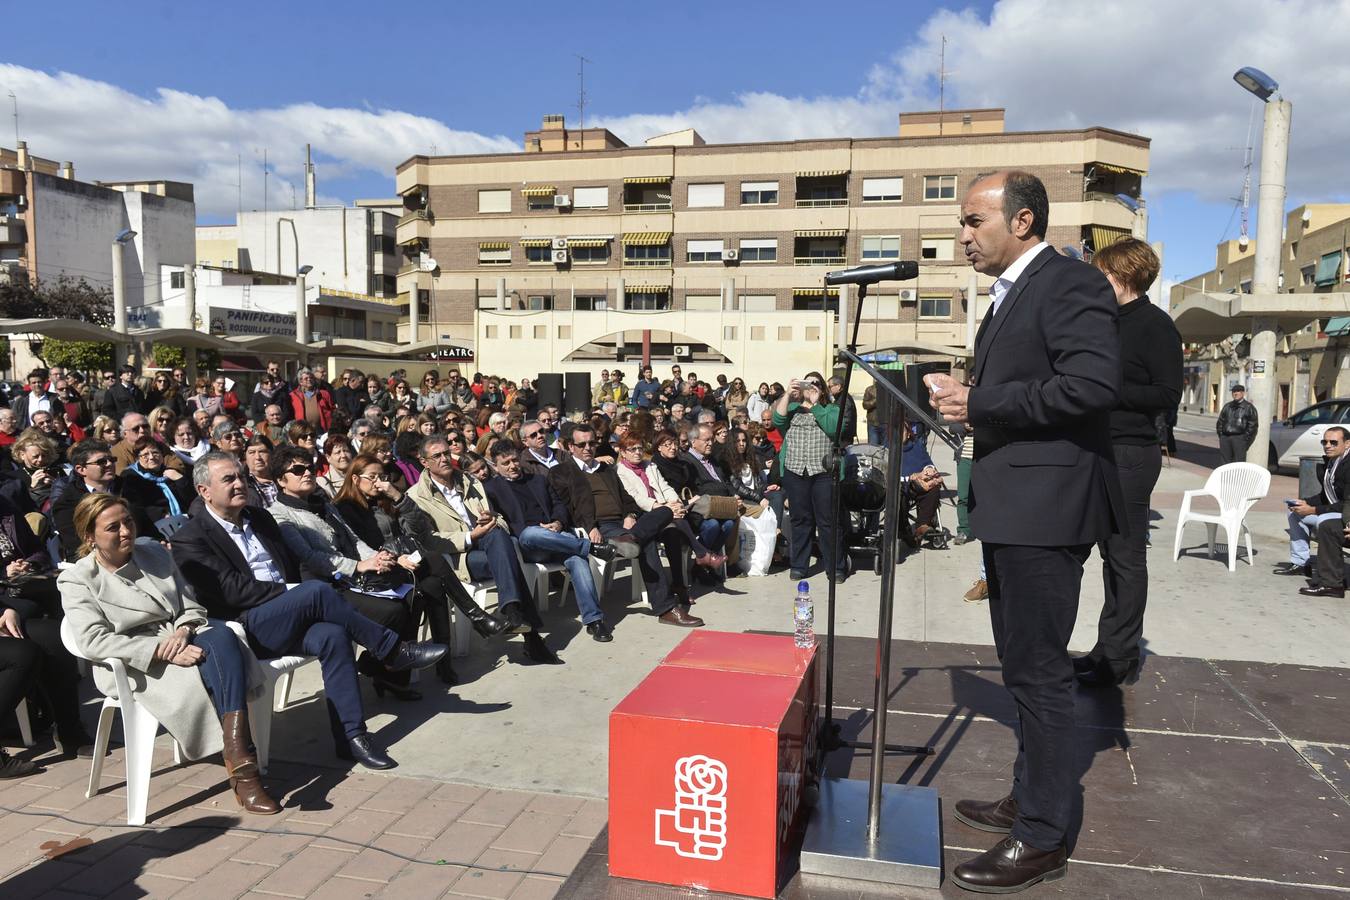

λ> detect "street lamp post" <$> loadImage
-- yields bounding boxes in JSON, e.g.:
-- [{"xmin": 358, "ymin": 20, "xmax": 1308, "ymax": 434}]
[
  {"xmin": 111, "ymin": 228, "xmax": 137, "ymax": 368},
  {"xmin": 1233, "ymin": 66, "xmax": 1291, "ymax": 467},
  {"xmin": 296, "ymin": 264, "xmax": 313, "ymax": 364}
]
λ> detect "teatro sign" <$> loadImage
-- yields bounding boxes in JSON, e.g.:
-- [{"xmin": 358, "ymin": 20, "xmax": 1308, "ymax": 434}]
[{"xmin": 209, "ymin": 307, "xmax": 296, "ymax": 338}]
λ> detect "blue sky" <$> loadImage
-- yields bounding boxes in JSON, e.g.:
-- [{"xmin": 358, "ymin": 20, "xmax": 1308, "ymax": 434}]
[{"xmin": 5, "ymin": 0, "xmax": 1346, "ymax": 289}]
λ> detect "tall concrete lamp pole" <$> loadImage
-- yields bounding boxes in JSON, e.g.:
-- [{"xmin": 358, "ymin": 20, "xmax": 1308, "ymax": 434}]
[
  {"xmin": 111, "ymin": 228, "xmax": 137, "ymax": 369},
  {"xmin": 296, "ymin": 264, "xmax": 313, "ymax": 365},
  {"xmin": 1233, "ymin": 66, "xmax": 1291, "ymax": 467}
]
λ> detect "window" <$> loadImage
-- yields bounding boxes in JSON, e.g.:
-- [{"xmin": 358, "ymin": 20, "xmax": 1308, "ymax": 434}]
[
  {"xmin": 1289, "ymin": 402, "xmax": 1347, "ymax": 426},
  {"xmin": 739, "ymin": 239, "xmax": 777, "ymax": 262},
  {"xmin": 921, "ymin": 236, "xmax": 955, "ymax": 261},
  {"xmin": 686, "ymin": 239, "xmax": 724, "ymax": 263},
  {"xmin": 479, "ymin": 246, "xmax": 511, "ymax": 265},
  {"xmin": 687, "ymin": 183, "xmax": 725, "ymax": 208},
  {"xmin": 527, "ymin": 195, "xmax": 554, "ymax": 211},
  {"xmin": 624, "ymin": 244, "xmax": 671, "ymax": 265},
  {"xmin": 170, "ymin": 271, "xmax": 185, "ymax": 289},
  {"xmin": 418, "ymin": 290, "xmax": 431, "ymax": 320},
  {"xmin": 526, "ymin": 246, "xmax": 552, "ymax": 264},
  {"xmin": 627, "ymin": 293, "xmax": 670, "ymax": 310},
  {"xmin": 777, "ymin": 326, "xmax": 793, "ymax": 341},
  {"xmin": 923, "ymin": 175, "xmax": 957, "ymax": 201},
  {"xmin": 862, "ymin": 236, "xmax": 900, "ymax": 260},
  {"xmin": 575, "ymin": 295, "xmax": 608, "ymax": 310},
  {"xmin": 526, "ymin": 296, "xmax": 553, "ymax": 311},
  {"xmin": 573, "ymin": 186, "xmax": 609, "ymax": 209},
  {"xmin": 484, "ymin": 325, "xmax": 498, "ymax": 338},
  {"xmin": 509, "ymin": 325, "xmax": 522, "ymax": 339},
  {"xmin": 919, "ymin": 293, "xmax": 952, "ymax": 318},
  {"xmin": 1240, "ymin": 279, "xmax": 1252, "ymax": 293},
  {"xmin": 723, "ymin": 326, "xmax": 737, "ymax": 340},
  {"xmin": 862, "ymin": 177, "xmax": 903, "ymax": 202},
  {"xmin": 1301, "ymin": 264, "xmax": 1317, "ymax": 286},
  {"xmin": 533, "ymin": 325, "xmax": 547, "ymax": 339},
  {"xmin": 740, "ymin": 295, "xmax": 776, "ymax": 312},
  {"xmin": 372, "ymin": 234, "xmax": 390, "ymax": 253},
  {"xmin": 478, "ymin": 189, "xmax": 511, "ymax": 213},
  {"xmin": 792, "ymin": 295, "xmax": 839, "ymax": 313},
  {"xmin": 740, "ymin": 181, "xmax": 778, "ymax": 205},
  {"xmin": 572, "ymin": 245, "xmax": 609, "ymax": 264}
]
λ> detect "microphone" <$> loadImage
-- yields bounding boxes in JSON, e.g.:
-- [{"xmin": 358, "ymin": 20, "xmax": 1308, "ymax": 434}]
[{"xmin": 823, "ymin": 260, "xmax": 919, "ymax": 286}]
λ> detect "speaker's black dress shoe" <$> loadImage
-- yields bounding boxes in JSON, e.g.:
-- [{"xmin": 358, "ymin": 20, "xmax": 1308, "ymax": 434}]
[
  {"xmin": 789, "ymin": 569, "xmax": 808, "ymax": 581},
  {"xmin": 383, "ymin": 641, "xmax": 448, "ymax": 672},
  {"xmin": 585, "ymin": 620, "xmax": 614, "ymax": 642},
  {"xmin": 336, "ymin": 734, "xmax": 397, "ymax": 770},
  {"xmin": 953, "ymin": 794, "xmax": 1017, "ymax": 833},
  {"xmin": 521, "ymin": 632, "xmax": 564, "ymax": 664},
  {"xmin": 951, "ymin": 837, "xmax": 1067, "ymax": 893},
  {"xmin": 1299, "ymin": 584, "xmax": 1345, "ymax": 598},
  {"xmin": 1071, "ymin": 654, "xmax": 1096, "ymax": 675}
]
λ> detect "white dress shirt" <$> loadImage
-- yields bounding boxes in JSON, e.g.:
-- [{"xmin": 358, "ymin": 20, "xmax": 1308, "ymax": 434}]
[
  {"xmin": 572, "ymin": 455, "xmax": 600, "ymax": 475},
  {"xmin": 205, "ymin": 506, "xmax": 285, "ymax": 583},
  {"xmin": 989, "ymin": 241, "xmax": 1050, "ymax": 318},
  {"xmin": 528, "ymin": 447, "xmax": 559, "ymax": 469},
  {"xmin": 27, "ymin": 392, "xmax": 51, "ymax": 425},
  {"xmin": 429, "ymin": 475, "xmax": 476, "ymax": 546}
]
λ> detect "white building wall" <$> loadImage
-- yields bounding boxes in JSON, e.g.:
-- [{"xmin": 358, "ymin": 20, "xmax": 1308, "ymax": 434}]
[{"xmin": 235, "ymin": 207, "xmax": 395, "ymax": 296}]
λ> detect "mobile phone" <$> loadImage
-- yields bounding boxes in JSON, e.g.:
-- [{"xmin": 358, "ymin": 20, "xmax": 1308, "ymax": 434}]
[
  {"xmin": 407, "ymin": 550, "xmax": 423, "ymax": 566},
  {"xmin": 1284, "ymin": 498, "xmax": 1298, "ymax": 506}
]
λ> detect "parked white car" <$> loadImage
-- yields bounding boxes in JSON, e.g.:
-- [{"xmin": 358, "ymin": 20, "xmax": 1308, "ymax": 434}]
[{"xmin": 1268, "ymin": 399, "xmax": 1350, "ymax": 471}]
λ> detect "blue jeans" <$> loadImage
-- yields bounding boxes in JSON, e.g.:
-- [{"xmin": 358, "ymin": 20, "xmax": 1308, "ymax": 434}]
[
  {"xmin": 241, "ymin": 581, "xmax": 399, "ymax": 740},
  {"xmin": 698, "ymin": 517, "xmax": 737, "ymax": 556},
  {"xmin": 1288, "ymin": 510, "xmax": 1342, "ymax": 564},
  {"xmin": 867, "ymin": 424, "xmax": 887, "ymax": 447},
  {"xmin": 466, "ymin": 526, "xmax": 529, "ymax": 607},
  {"xmin": 518, "ymin": 525, "xmax": 603, "ymax": 625},
  {"xmin": 192, "ymin": 619, "xmax": 249, "ymax": 716}
]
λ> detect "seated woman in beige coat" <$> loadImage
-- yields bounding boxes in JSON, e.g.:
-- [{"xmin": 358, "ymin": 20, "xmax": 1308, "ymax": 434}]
[{"xmin": 57, "ymin": 493, "xmax": 280, "ymax": 815}]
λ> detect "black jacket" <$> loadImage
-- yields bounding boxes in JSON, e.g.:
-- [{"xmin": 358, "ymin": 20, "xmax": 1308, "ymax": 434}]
[
  {"xmin": 1110, "ymin": 296, "xmax": 1183, "ymax": 445},
  {"xmin": 1305, "ymin": 455, "xmax": 1350, "ymax": 515},
  {"xmin": 119, "ymin": 466, "xmax": 195, "ymax": 527},
  {"xmin": 680, "ymin": 451, "xmax": 734, "ymax": 497},
  {"xmin": 485, "ymin": 472, "xmax": 571, "ymax": 536},
  {"xmin": 51, "ymin": 478, "xmax": 133, "ymax": 562},
  {"xmin": 1217, "ymin": 399, "xmax": 1258, "ymax": 439},
  {"xmin": 102, "ymin": 382, "xmax": 147, "ymax": 419},
  {"xmin": 968, "ymin": 247, "xmax": 1126, "ymax": 546},
  {"xmin": 547, "ymin": 458, "xmax": 640, "ymax": 531},
  {"xmin": 334, "ymin": 386, "xmax": 371, "ymax": 421},
  {"xmin": 170, "ymin": 499, "xmax": 301, "ymax": 619},
  {"xmin": 10, "ymin": 390, "xmax": 63, "ymax": 427}
]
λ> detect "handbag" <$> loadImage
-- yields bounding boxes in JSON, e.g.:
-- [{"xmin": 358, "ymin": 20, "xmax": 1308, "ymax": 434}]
[{"xmin": 689, "ymin": 493, "xmax": 741, "ymax": 521}]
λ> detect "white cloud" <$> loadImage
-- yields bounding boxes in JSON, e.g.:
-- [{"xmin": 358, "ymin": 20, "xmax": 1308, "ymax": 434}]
[{"xmin": 0, "ymin": 64, "xmax": 518, "ymax": 219}]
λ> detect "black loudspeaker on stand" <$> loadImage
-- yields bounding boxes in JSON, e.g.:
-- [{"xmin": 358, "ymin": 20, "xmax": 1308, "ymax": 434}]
[
  {"xmin": 562, "ymin": 371, "xmax": 591, "ymax": 417},
  {"xmin": 535, "ymin": 373, "xmax": 563, "ymax": 411}
]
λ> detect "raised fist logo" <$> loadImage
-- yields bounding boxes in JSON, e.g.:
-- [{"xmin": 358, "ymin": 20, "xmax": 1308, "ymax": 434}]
[{"xmin": 654, "ymin": 755, "xmax": 728, "ymax": 861}]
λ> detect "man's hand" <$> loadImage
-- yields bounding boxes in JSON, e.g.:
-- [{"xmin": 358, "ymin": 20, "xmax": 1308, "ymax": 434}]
[
  {"xmin": 0, "ymin": 607, "xmax": 24, "ymax": 639},
  {"xmin": 623, "ymin": 515, "xmax": 638, "ymax": 530},
  {"xmin": 925, "ymin": 374, "xmax": 970, "ymax": 425},
  {"xmin": 588, "ymin": 527, "xmax": 603, "ymax": 544},
  {"xmin": 1291, "ymin": 500, "xmax": 1316, "ymax": 517},
  {"xmin": 543, "ymin": 521, "xmax": 563, "ymax": 533}
]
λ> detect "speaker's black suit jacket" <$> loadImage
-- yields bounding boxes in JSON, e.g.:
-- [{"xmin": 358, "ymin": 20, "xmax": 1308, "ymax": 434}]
[
  {"xmin": 171, "ymin": 497, "xmax": 302, "ymax": 620},
  {"xmin": 968, "ymin": 246, "xmax": 1126, "ymax": 546}
]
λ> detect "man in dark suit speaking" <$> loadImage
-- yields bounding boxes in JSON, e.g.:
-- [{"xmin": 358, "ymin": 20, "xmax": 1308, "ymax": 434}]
[{"xmin": 927, "ymin": 171, "xmax": 1125, "ymax": 894}]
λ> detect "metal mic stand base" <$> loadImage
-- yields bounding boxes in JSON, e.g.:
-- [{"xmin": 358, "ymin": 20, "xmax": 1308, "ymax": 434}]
[
  {"xmin": 800, "ymin": 778, "xmax": 942, "ymax": 888},
  {"xmin": 820, "ymin": 719, "xmax": 934, "ymax": 756}
]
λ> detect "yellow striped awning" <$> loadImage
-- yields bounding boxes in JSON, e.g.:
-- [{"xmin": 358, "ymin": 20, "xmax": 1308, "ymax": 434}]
[
  {"xmin": 625, "ymin": 284, "xmax": 670, "ymax": 293},
  {"xmin": 479, "ymin": 241, "xmax": 510, "ymax": 251},
  {"xmin": 519, "ymin": 238, "xmax": 552, "ymax": 248},
  {"xmin": 566, "ymin": 237, "xmax": 609, "ymax": 248},
  {"xmin": 797, "ymin": 169, "xmax": 848, "ymax": 178},
  {"xmin": 398, "ymin": 234, "xmax": 426, "ymax": 247},
  {"xmin": 623, "ymin": 175, "xmax": 671, "ymax": 184},
  {"xmin": 622, "ymin": 232, "xmax": 672, "ymax": 246},
  {"xmin": 520, "ymin": 185, "xmax": 556, "ymax": 197},
  {"xmin": 795, "ymin": 229, "xmax": 846, "ymax": 238},
  {"xmin": 793, "ymin": 287, "xmax": 841, "ymax": 297},
  {"xmin": 1093, "ymin": 163, "xmax": 1146, "ymax": 176},
  {"xmin": 1090, "ymin": 226, "xmax": 1131, "ymax": 251}
]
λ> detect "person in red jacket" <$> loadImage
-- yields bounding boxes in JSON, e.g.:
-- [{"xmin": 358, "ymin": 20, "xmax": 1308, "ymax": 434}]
[
  {"xmin": 213, "ymin": 375, "xmax": 242, "ymax": 423},
  {"xmin": 288, "ymin": 367, "xmax": 334, "ymax": 431}
]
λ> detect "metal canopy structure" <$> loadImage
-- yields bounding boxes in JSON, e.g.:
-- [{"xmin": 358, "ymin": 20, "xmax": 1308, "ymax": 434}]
[
  {"xmin": 0, "ymin": 318, "xmax": 131, "ymax": 343},
  {"xmin": 306, "ymin": 337, "xmax": 467, "ymax": 359},
  {"xmin": 128, "ymin": 328, "xmax": 237, "ymax": 352},
  {"xmin": 224, "ymin": 334, "xmax": 312, "ymax": 357},
  {"xmin": 1170, "ymin": 291, "xmax": 1350, "ymax": 343}
]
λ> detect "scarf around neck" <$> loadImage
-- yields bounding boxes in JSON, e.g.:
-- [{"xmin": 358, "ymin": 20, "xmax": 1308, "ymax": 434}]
[{"xmin": 126, "ymin": 463, "xmax": 182, "ymax": 516}]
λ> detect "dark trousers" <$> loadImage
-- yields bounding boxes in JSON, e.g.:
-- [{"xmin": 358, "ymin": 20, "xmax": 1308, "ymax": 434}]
[
  {"xmin": 339, "ymin": 587, "xmax": 417, "ymax": 686},
  {"xmin": 782, "ymin": 469, "xmax": 838, "ymax": 574},
  {"xmin": 1219, "ymin": 434, "xmax": 1252, "ymax": 464},
  {"xmin": 191, "ymin": 619, "xmax": 249, "ymax": 715},
  {"xmin": 956, "ymin": 458, "xmax": 973, "ymax": 536},
  {"xmin": 598, "ymin": 506, "xmax": 676, "ymax": 614},
  {"xmin": 3, "ymin": 576, "xmax": 63, "ymax": 622},
  {"xmin": 465, "ymin": 527, "xmax": 529, "ymax": 607},
  {"xmin": 1091, "ymin": 443, "xmax": 1162, "ymax": 677},
  {"xmin": 1314, "ymin": 516, "xmax": 1348, "ymax": 588},
  {"xmin": 983, "ymin": 541, "xmax": 1093, "ymax": 851},
  {"xmin": 241, "ymin": 581, "xmax": 399, "ymax": 740},
  {"xmin": 0, "ymin": 617, "xmax": 83, "ymax": 736}
]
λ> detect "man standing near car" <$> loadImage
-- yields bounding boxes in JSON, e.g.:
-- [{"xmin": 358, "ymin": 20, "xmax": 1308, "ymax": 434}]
[{"xmin": 1216, "ymin": 384, "xmax": 1258, "ymax": 464}]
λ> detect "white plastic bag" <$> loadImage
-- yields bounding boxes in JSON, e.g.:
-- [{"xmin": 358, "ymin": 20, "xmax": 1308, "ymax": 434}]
[{"xmin": 738, "ymin": 506, "xmax": 778, "ymax": 576}]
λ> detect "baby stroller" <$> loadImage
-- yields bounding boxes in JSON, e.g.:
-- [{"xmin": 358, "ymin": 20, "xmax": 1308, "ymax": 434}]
[{"xmin": 839, "ymin": 443, "xmax": 950, "ymax": 575}]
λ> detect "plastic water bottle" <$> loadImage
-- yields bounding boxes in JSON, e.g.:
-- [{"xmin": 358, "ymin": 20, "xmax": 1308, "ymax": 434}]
[{"xmin": 794, "ymin": 581, "xmax": 815, "ymax": 648}]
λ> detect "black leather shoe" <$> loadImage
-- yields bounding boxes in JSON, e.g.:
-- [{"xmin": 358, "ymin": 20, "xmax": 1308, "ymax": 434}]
[
  {"xmin": 789, "ymin": 569, "xmax": 808, "ymax": 580},
  {"xmin": 521, "ymin": 632, "xmax": 564, "ymax": 664},
  {"xmin": 953, "ymin": 794, "xmax": 1017, "ymax": 833},
  {"xmin": 951, "ymin": 837, "xmax": 1067, "ymax": 893},
  {"xmin": 1077, "ymin": 661, "xmax": 1141, "ymax": 687},
  {"xmin": 336, "ymin": 734, "xmax": 397, "ymax": 770},
  {"xmin": 455, "ymin": 600, "xmax": 509, "ymax": 638},
  {"xmin": 590, "ymin": 542, "xmax": 618, "ymax": 562},
  {"xmin": 0, "ymin": 749, "xmax": 42, "ymax": 779},
  {"xmin": 1274, "ymin": 561, "xmax": 1311, "ymax": 576},
  {"xmin": 1300, "ymin": 584, "xmax": 1345, "ymax": 598},
  {"xmin": 585, "ymin": 620, "xmax": 614, "ymax": 642},
  {"xmin": 500, "ymin": 603, "xmax": 533, "ymax": 634},
  {"xmin": 383, "ymin": 641, "xmax": 448, "ymax": 672}
]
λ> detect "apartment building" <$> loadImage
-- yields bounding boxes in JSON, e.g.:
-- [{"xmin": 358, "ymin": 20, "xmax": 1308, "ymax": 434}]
[
  {"xmin": 1171, "ymin": 203, "xmax": 1350, "ymax": 416},
  {"xmin": 395, "ymin": 110, "xmax": 1149, "ymax": 383}
]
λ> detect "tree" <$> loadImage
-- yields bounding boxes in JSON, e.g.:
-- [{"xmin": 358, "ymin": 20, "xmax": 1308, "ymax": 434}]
[
  {"xmin": 152, "ymin": 343, "xmax": 221, "ymax": 371},
  {"xmin": 0, "ymin": 274, "xmax": 114, "ymax": 325},
  {"xmin": 38, "ymin": 339, "xmax": 115, "ymax": 371}
]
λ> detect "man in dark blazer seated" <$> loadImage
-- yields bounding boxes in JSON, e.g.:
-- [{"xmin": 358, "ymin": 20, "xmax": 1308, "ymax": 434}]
[
  {"xmin": 171, "ymin": 450, "xmax": 447, "ymax": 770},
  {"xmin": 548, "ymin": 422, "xmax": 701, "ymax": 627},
  {"xmin": 51, "ymin": 439, "xmax": 128, "ymax": 561},
  {"xmin": 927, "ymin": 171, "xmax": 1126, "ymax": 894}
]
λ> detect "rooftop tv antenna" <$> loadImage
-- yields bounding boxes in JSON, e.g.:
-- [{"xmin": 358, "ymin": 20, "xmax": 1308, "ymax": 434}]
[
  {"xmin": 576, "ymin": 54, "xmax": 591, "ymax": 134},
  {"xmin": 1237, "ymin": 100, "xmax": 1257, "ymax": 249},
  {"xmin": 938, "ymin": 36, "xmax": 947, "ymax": 134}
]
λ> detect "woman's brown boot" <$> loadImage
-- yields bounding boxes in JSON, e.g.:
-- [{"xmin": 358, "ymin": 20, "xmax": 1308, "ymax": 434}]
[{"xmin": 220, "ymin": 710, "xmax": 281, "ymax": 815}]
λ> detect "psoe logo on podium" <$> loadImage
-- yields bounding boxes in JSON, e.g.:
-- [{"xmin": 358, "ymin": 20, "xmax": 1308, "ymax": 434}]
[{"xmin": 654, "ymin": 755, "xmax": 728, "ymax": 861}]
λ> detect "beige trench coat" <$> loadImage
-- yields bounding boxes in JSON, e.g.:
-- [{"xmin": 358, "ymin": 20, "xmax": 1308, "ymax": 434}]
[{"xmin": 58, "ymin": 539, "xmax": 266, "ymax": 760}]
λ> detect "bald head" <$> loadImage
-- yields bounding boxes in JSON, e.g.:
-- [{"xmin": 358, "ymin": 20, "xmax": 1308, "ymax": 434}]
[{"xmin": 959, "ymin": 170, "xmax": 1049, "ymax": 277}]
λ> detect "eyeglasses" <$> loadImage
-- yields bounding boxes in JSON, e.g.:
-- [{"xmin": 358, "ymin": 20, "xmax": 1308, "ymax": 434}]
[
  {"xmin": 359, "ymin": 472, "xmax": 391, "ymax": 482},
  {"xmin": 572, "ymin": 439, "xmax": 599, "ymax": 448},
  {"xmin": 285, "ymin": 464, "xmax": 313, "ymax": 477},
  {"xmin": 1322, "ymin": 440, "xmax": 1341, "ymax": 446},
  {"xmin": 101, "ymin": 427, "xmax": 118, "ymax": 434},
  {"xmin": 127, "ymin": 424, "xmax": 148, "ymax": 432},
  {"xmin": 424, "ymin": 449, "xmax": 453, "ymax": 461},
  {"xmin": 84, "ymin": 457, "xmax": 112, "ymax": 468}
]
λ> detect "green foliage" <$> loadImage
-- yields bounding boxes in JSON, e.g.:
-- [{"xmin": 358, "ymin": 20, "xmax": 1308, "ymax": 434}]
[
  {"xmin": 0, "ymin": 274, "xmax": 114, "ymax": 325},
  {"xmin": 152, "ymin": 343, "xmax": 221, "ymax": 370},
  {"xmin": 39, "ymin": 339, "xmax": 115, "ymax": 371}
]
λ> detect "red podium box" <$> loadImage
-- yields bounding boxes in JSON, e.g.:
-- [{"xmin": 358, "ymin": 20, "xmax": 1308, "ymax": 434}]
[{"xmin": 609, "ymin": 632, "xmax": 818, "ymax": 899}]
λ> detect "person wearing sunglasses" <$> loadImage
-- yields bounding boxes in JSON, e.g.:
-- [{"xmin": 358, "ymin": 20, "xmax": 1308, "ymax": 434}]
[
  {"xmin": 1279, "ymin": 426, "xmax": 1350, "ymax": 587},
  {"xmin": 109, "ymin": 412, "xmax": 153, "ymax": 474},
  {"xmin": 51, "ymin": 439, "xmax": 125, "ymax": 562}
]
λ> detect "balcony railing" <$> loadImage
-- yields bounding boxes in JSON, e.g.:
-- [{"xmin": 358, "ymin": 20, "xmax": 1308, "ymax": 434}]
[
  {"xmin": 398, "ymin": 209, "xmax": 430, "ymax": 226},
  {"xmin": 795, "ymin": 198, "xmax": 848, "ymax": 208},
  {"xmin": 623, "ymin": 257, "xmax": 672, "ymax": 267},
  {"xmin": 622, "ymin": 202, "xmax": 673, "ymax": 212},
  {"xmin": 794, "ymin": 256, "xmax": 846, "ymax": 266}
]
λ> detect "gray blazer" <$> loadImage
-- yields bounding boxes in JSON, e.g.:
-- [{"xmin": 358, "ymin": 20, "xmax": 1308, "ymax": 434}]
[
  {"xmin": 57, "ymin": 539, "xmax": 264, "ymax": 760},
  {"xmin": 269, "ymin": 493, "xmax": 376, "ymax": 579}
]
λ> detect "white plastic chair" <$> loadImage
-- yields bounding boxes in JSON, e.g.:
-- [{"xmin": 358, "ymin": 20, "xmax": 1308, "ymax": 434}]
[
  {"xmin": 60, "ymin": 617, "xmax": 184, "ymax": 827},
  {"xmin": 15, "ymin": 697, "xmax": 33, "ymax": 747},
  {"xmin": 1173, "ymin": 462, "xmax": 1271, "ymax": 572},
  {"xmin": 221, "ymin": 621, "xmax": 316, "ymax": 773}
]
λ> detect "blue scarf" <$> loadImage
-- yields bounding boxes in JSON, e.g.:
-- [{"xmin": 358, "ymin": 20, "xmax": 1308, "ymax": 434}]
[{"xmin": 126, "ymin": 463, "xmax": 182, "ymax": 517}]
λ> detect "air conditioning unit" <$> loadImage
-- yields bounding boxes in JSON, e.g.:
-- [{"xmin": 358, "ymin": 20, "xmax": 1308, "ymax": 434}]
[
  {"xmin": 554, "ymin": 195, "xmax": 571, "ymax": 207},
  {"xmin": 722, "ymin": 248, "xmax": 739, "ymax": 261},
  {"xmin": 552, "ymin": 249, "xmax": 569, "ymax": 264},
  {"xmin": 899, "ymin": 289, "xmax": 915, "ymax": 302},
  {"xmin": 673, "ymin": 344, "xmax": 690, "ymax": 358},
  {"xmin": 551, "ymin": 237, "xmax": 568, "ymax": 249}
]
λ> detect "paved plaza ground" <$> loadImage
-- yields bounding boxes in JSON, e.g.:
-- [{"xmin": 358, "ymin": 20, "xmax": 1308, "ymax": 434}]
[{"xmin": 2, "ymin": 411, "xmax": 1348, "ymax": 897}]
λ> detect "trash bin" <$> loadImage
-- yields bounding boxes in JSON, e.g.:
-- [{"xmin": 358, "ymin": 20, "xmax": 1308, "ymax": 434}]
[{"xmin": 1298, "ymin": 456, "xmax": 1322, "ymax": 500}]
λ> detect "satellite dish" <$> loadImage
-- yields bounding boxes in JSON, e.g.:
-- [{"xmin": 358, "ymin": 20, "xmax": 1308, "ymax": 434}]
[{"xmin": 419, "ymin": 256, "xmax": 438, "ymax": 272}]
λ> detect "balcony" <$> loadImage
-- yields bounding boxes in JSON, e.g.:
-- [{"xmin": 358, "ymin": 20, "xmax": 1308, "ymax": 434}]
[
  {"xmin": 622, "ymin": 256, "xmax": 672, "ymax": 268},
  {"xmin": 622, "ymin": 177, "xmax": 672, "ymax": 212},
  {"xmin": 795, "ymin": 170, "xmax": 849, "ymax": 207},
  {"xmin": 794, "ymin": 231, "xmax": 846, "ymax": 267},
  {"xmin": 398, "ymin": 208, "xmax": 430, "ymax": 227},
  {"xmin": 0, "ymin": 215, "xmax": 24, "ymax": 245},
  {"xmin": 794, "ymin": 256, "xmax": 845, "ymax": 266}
]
